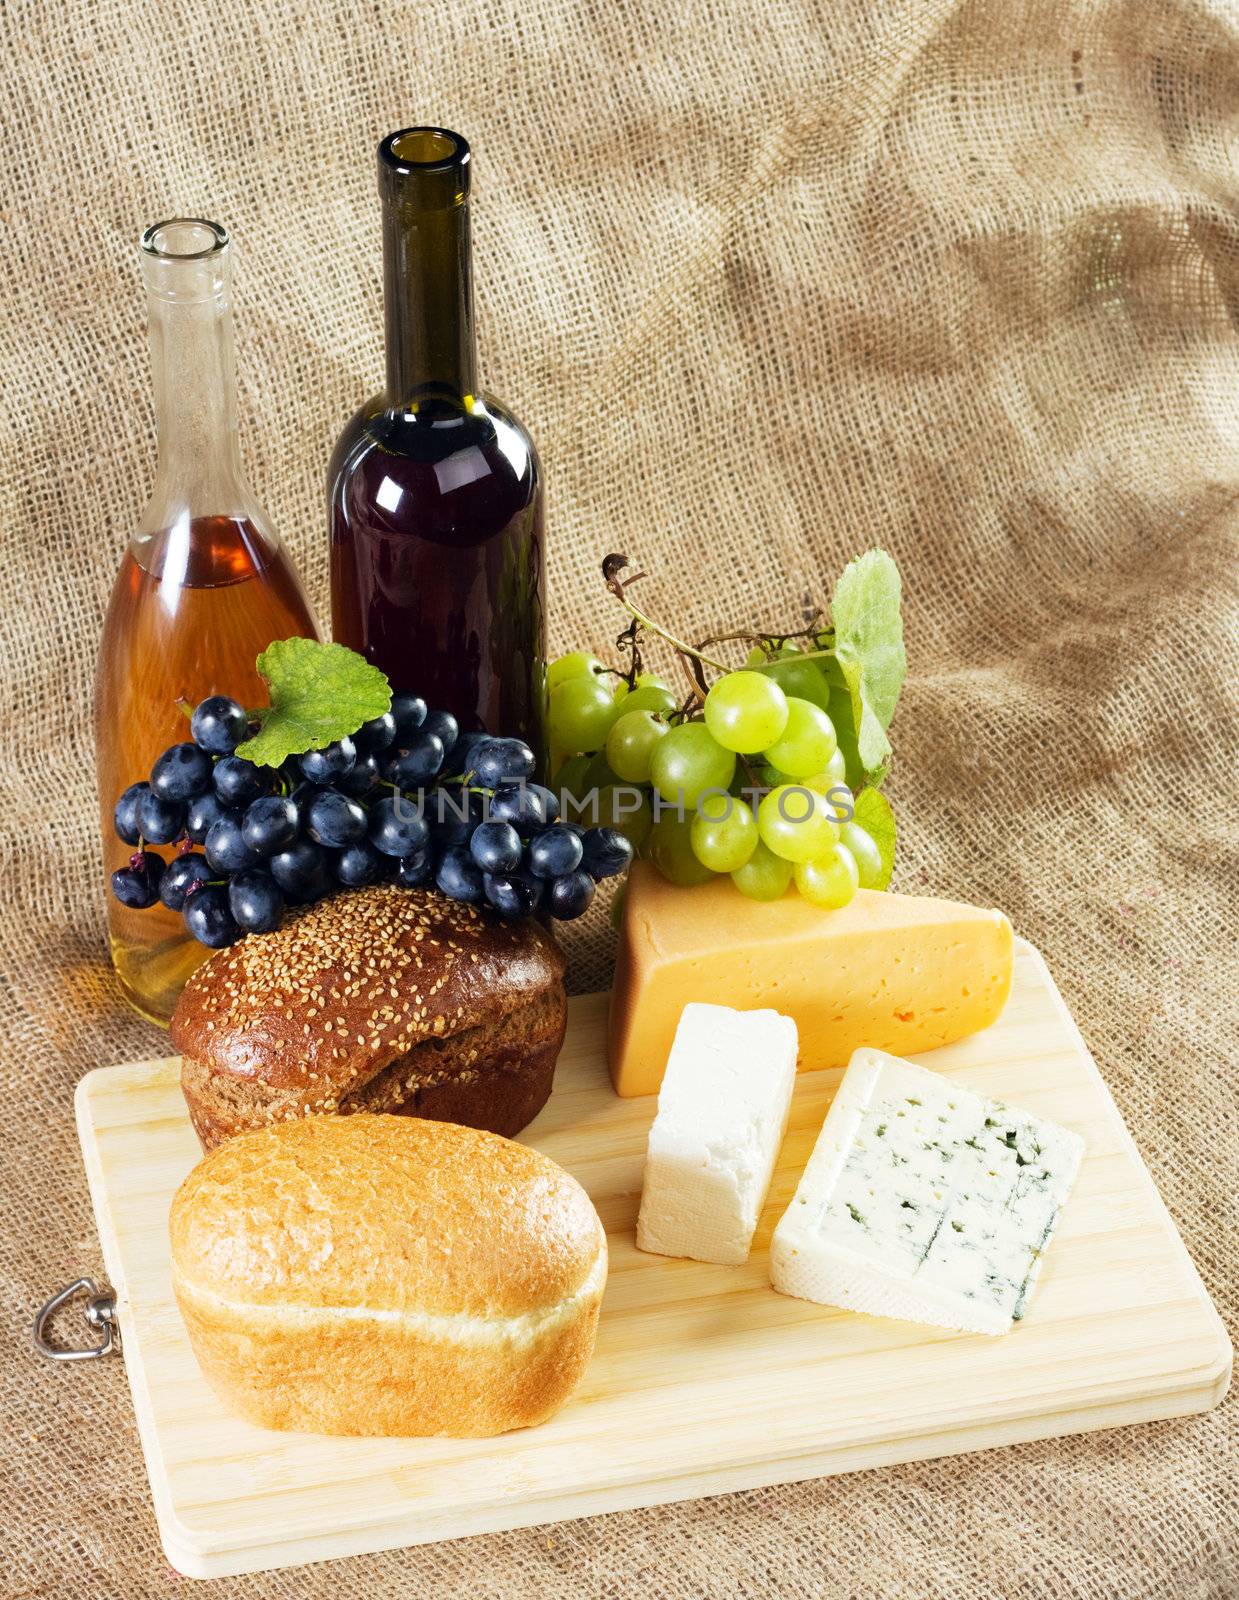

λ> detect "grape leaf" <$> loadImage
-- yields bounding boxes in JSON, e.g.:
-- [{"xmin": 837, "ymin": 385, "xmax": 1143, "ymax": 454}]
[
  {"xmin": 234, "ymin": 639, "xmax": 391, "ymax": 768},
  {"xmin": 852, "ymin": 787, "xmax": 896, "ymax": 889},
  {"xmin": 827, "ymin": 549, "xmax": 906, "ymax": 786},
  {"xmin": 820, "ymin": 655, "xmax": 871, "ymax": 790}
]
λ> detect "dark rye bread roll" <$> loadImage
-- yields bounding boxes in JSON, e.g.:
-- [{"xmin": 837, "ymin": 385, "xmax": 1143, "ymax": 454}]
[{"xmin": 170, "ymin": 885, "xmax": 567, "ymax": 1150}]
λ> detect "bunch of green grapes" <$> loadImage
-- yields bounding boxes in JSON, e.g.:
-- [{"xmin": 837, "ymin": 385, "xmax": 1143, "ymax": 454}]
[{"xmin": 545, "ymin": 647, "xmax": 885, "ymax": 909}]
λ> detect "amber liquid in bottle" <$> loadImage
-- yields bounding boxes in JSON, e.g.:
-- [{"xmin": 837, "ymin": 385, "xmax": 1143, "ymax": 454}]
[
  {"xmin": 95, "ymin": 222, "xmax": 319, "ymax": 1023},
  {"xmin": 329, "ymin": 129, "xmax": 545, "ymax": 758}
]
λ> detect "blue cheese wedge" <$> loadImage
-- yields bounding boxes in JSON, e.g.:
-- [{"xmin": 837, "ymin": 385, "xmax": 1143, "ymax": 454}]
[
  {"xmin": 636, "ymin": 1003, "xmax": 798, "ymax": 1265},
  {"xmin": 770, "ymin": 1048, "xmax": 1084, "ymax": 1334}
]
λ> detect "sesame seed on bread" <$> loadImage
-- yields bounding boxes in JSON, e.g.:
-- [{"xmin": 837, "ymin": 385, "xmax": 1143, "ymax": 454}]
[{"xmin": 170, "ymin": 885, "xmax": 567, "ymax": 1149}]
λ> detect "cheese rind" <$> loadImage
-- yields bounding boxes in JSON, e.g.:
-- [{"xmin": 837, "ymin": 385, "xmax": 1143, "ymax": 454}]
[
  {"xmin": 770, "ymin": 1048, "xmax": 1084, "ymax": 1334},
  {"xmin": 609, "ymin": 865, "xmax": 1014, "ymax": 1097},
  {"xmin": 636, "ymin": 1003, "xmax": 797, "ymax": 1265}
]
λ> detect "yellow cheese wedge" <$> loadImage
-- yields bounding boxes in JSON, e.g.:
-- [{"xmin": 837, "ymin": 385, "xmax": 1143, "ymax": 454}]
[{"xmin": 608, "ymin": 864, "xmax": 1013, "ymax": 1097}]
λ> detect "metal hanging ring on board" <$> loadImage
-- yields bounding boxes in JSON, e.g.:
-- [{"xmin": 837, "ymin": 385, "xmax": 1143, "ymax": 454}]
[{"xmin": 32, "ymin": 1277, "xmax": 119, "ymax": 1362}]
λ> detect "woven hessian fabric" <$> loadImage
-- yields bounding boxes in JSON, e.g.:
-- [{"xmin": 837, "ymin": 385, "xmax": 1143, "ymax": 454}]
[{"xmin": 1, "ymin": 0, "xmax": 1236, "ymax": 1594}]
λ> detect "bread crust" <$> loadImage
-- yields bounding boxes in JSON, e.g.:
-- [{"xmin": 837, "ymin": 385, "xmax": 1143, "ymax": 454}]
[
  {"xmin": 170, "ymin": 886, "xmax": 567, "ymax": 1148},
  {"xmin": 174, "ymin": 1285, "xmax": 604, "ymax": 1437},
  {"xmin": 169, "ymin": 1115, "xmax": 608, "ymax": 1437}
]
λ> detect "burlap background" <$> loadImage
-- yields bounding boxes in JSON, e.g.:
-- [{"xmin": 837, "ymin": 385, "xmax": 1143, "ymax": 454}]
[{"xmin": 2, "ymin": 0, "xmax": 1236, "ymax": 1594}]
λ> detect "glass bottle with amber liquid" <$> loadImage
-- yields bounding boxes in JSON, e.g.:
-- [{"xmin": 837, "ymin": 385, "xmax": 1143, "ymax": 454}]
[
  {"xmin": 329, "ymin": 128, "xmax": 545, "ymax": 761},
  {"xmin": 95, "ymin": 220, "xmax": 320, "ymax": 1023}
]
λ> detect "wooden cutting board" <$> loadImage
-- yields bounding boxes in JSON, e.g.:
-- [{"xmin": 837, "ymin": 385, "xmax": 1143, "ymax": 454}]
[{"xmin": 75, "ymin": 938, "xmax": 1230, "ymax": 1579}]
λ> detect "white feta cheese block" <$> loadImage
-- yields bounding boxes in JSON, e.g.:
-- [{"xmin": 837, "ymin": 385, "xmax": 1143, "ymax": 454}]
[
  {"xmin": 636, "ymin": 1003, "xmax": 798, "ymax": 1265},
  {"xmin": 770, "ymin": 1047, "xmax": 1084, "ymax": 1334}
]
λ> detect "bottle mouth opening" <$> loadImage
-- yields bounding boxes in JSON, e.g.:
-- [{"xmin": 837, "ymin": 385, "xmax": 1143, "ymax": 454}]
[
  {"xmin": 141, "ymin": 219, "xmax": 229, "ymax": 261},
  {"xmin": 381, "ymin": 127, "xmax": 469, "ymax": 174}
]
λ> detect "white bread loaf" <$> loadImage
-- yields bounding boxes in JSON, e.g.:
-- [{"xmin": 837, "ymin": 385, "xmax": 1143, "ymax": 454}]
[{"xmin": 169, "ymin": 1113, "xmax": 607, "ymax": 1437}]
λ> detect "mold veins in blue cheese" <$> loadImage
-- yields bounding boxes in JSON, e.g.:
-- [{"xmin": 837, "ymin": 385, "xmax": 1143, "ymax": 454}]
[{"xmin": 770, "ymin": 1047, "xmax": 1084, "ymax": 1334}]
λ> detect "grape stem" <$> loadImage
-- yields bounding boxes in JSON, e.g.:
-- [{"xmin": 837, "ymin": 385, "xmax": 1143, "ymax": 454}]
[
  {"xmin": 602, "ymin": 554, "xmax": 839, "ymax": 689},
  {"xmin": 753, "ymin": 645, "xmax": 838, "ymax": 669},
  {"xmin": 602, "ymin": 557, "xmax": 732, "ymax": 676},
  {"xmin": 613, "ymin": 613, "xmax": 645, "ymax": 688},
  {"xmin": 673, "ymin": 688, "xmax": 703, "ymax": 724},
  {"xmin": 737, "ymin": 751, "xmax": 760, "ymax": 788},
  {"xmin": 696, "ymin": 617, "xmax": 826, "ymax": 655}
]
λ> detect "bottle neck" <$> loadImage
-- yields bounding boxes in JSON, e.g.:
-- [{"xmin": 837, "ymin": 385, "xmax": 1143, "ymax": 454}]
[
  {"xmin": 138, "ymin": 221, "xmax": 252, "ymax": 528},
  {"xmin": 379, "ymin": 128, "xmax": 478, "ymax": 407}
]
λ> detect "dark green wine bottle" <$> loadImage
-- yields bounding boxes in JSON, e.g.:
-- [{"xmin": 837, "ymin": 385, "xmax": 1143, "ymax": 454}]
[{"xmin": 328, "ymin": 128, "xmax": 545, "ymax": 759}]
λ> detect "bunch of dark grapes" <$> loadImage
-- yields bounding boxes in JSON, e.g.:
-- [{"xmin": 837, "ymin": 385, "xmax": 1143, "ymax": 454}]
[{"xmin": 110, "ymin": 693, "xmax": 632, "ymax": 949}]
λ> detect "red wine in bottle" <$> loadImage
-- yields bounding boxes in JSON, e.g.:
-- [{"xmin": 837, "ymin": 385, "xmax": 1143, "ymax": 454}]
[{"xmin": 328, "ymin": 128, "xmax": 546, "ymax": 761}]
